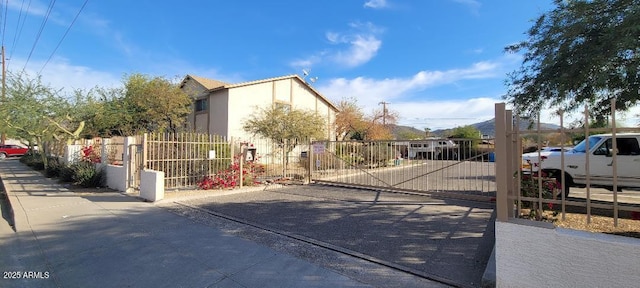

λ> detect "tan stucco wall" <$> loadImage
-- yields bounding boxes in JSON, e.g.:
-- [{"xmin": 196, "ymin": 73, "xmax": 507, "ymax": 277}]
[
  {"xmin": 182, "ymin": 78, "xmax": 209, "ymax": 132},
  {"xmin": 208, "ymin": 90, "xmax": 229, "ymax": 137},
  {"xmin": 194, "ymin": 113, "xmax": 208, "ymax": 133},
  {"xmin": 185, "ymin": 76, "xmax": 337, "ymax": 140}
]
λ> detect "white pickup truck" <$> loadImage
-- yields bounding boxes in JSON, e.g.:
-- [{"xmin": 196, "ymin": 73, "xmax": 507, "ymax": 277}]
[{"xmin": 521, "ymin": 133, "xmax": 640, "ymax": 196}]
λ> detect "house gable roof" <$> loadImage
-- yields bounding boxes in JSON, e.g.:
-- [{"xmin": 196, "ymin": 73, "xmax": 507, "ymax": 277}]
[
  {"xmin": 182, "ymin": 74, "xmax": 339, "ymax": 112},
  {"xmin": 181, "ymin": 74, "xmax": 228, "ymax": 90}
]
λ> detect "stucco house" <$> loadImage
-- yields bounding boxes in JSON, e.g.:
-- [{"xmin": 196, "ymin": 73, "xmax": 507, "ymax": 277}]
[{"xmin": 180, "ymin": 74, "xmax": 339, "ymax": 141}]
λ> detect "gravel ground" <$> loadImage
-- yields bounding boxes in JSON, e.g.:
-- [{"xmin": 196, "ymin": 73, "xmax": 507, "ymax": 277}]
[{"xmin": 158, "ymin": 184, "xmax": 496, "ymax": 288}]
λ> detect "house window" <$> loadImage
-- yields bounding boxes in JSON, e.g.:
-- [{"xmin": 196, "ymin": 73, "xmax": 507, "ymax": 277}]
[{"xmin": 195, "ymin": 99, "xmax": 208, "ymax": 112}]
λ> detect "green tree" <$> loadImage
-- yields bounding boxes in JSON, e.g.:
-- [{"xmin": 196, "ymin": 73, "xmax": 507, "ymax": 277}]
[
  {"xmin": 77, "ymin": 74, "xmax": 192, "ymax": 137},
  {"xmin": 123, "ymin": 74, "xmax": 192, "ymax": 134},
  {"xmin": 448, "ymin": 125, "xmax": 481, "ymax": 150},
  {"xmin": 504, "ymin": 0, "xmax": 640, "ymax": 120},
  {"xmin": 79, "ymin": 86, "xmax": 137, "ymax": 137},
  {"xmin": 243, "ymin": 105, "xmax": 326, "ymax": 142},
  {"xmin": 0, "ymin": 71, "xmax": 85, "ymax": 165}
]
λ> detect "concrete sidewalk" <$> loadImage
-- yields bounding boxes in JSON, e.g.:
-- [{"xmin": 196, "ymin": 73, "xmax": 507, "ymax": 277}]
[{"xmin": 0, "ymin": 160, "xmax": 385, "ymax": 288}]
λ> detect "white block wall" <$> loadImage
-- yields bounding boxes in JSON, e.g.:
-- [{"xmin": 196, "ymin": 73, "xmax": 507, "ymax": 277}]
[
  {"xmin": 496, "ymin": 219, "xmax": 640, "ymax": 288},
  {"xmin": 105, "ymin": 165, "xmax": 126, "ymax": 192},
  {"xmin": 140, "ymin": 170, "xmax": 164, "ymax": 202}
]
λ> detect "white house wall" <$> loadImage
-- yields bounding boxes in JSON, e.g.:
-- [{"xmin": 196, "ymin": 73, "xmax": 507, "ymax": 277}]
[
  {"xmin": 274, "ymin": 79, "xmax": 291, "ymax": 102},
  {"xmin": 291, "ymin": 80, "xmax": 335, "ymax": 140},
  {"xmin": 183, "ymin": 75, "xmax": 337, "ymax": 141},
  {"xmin": 227, "ymin": 81, "xmax": 276, "ymax": 140}
]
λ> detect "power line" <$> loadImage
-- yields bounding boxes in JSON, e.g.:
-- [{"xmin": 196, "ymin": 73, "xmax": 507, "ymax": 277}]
[
  {"xmin": 8, "ymin": 0, "xmax": 31, "ymax": 71},
  {"xmin": 2, "ymin": 0, "xmax": 8, "ymax": 46},
  {"xmin": 22, "ymin": 0, "xmax": 56, "ymax": 73},
  {"xmin": 39, "ymin": 0, "xmax": 89, "ymax": 74}
]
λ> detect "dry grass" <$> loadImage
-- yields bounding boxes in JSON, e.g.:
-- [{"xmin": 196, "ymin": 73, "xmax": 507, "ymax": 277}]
[
  {"xmin": 553, "ymin": 213, "xmax": 640, "ymax": 238},
  {"xmin": 521, "ymin": 209, "xmax": 640, "ymax": 239}
]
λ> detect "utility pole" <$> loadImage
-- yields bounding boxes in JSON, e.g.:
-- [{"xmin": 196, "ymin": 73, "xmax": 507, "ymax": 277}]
[
  {"xmin": 1, "ymin": 45, "xmax": 5, "ymax": 145},
  {"xmin": 379, "ymin": 101, "xmax": 389, "ymax": 126}
]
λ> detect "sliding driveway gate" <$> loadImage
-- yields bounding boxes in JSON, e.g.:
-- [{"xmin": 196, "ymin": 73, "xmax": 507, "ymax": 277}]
[{"xmin": 309, "ymin": 139, "xmax": 497, "ymax": 201}]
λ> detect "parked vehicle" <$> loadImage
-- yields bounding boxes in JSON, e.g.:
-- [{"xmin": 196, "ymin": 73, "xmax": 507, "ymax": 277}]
[
  {"xmin": 0, "ymin": 144, "xmax": 29, "ymax": 159},
  {"xmin": 407, "ymin": 139, "xmax": 458, "ymax": 160},
  {"xmin": 522, "ymin": 133, "xmax": 640, "ymax": 196}
]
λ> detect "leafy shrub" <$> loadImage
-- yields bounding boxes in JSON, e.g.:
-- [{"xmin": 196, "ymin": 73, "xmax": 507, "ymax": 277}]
[
  {"xmin": 44, "ymin": 157, "xmax": 63, "ymax": 178},
  {"xmin": 70, "ymin": 162, "xmax": 105, "ymax": 188},
  {"xmin": 58, "ymin": 165, "xmax": 75, "ymax": 183},
  {"xmin": 198, "ymin": 154, "xmax": 264, "ymax": 190},
  {"xmin": 20, "ymin": 151, "xmax": 44, "ymax": 169}
]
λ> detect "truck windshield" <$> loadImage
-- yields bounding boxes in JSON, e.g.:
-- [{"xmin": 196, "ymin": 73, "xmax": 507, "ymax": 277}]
[{"xmin": 572, "ymin": 136, "xmax": 602, "ymax": 153}]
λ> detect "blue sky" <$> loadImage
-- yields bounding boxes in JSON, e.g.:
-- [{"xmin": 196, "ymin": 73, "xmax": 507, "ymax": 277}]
[{"xmin": 5, "ymin": 0, "xmax": 636, "ymax": 129}]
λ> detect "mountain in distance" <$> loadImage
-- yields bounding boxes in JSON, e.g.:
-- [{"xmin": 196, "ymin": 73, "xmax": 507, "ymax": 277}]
[
  {"xmin": 391, "ymin": 125, "xmax": 426, "ymax": 138},
  {"xmin": 431, "ymin": 119, "xmax": 560, "ymax": 137},
  {"xmin": 392, "ymin": 119, "xmax": 560, "ymax": 139}
]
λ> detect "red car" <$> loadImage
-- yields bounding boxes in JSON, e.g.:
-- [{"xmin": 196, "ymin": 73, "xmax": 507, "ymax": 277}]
[{"xmin": 0, "ymin": 144, "xmax": 29, "ymax": 159}]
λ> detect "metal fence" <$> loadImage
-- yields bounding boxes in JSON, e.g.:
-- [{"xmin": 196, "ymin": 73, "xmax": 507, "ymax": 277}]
[
  {"xmin": 144, "ymin": 133, "xmax": 311, "ymax": 189},
  {"xmin": 495, "ymin": 101, "xmax": 640, "ymax": 227},
  {"xmin": 103, "ymin": 136, "xmax": 125, "ymax": 166},
  {"xmin": 310, "ymin": 139, "xmax": 497, "ymax": 201}
]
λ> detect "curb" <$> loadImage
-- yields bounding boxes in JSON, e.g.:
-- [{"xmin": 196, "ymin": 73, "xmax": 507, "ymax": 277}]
[
  {"xmin": 0, "ymin": 183, "xmax": 16, "ymax": 232},
  {"xmin": 481, "ymin": 245, "xmax": 496, "ymax": 288},
  {"xmin": 0, "ymin": 168, "xmax": 24, "ymax": 232}
]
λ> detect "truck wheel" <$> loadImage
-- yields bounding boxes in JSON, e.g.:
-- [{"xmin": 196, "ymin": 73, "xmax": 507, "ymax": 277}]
[
  {"xmin": 0, "ymin": 153, "xmax": 6, "ymax": 160},
  {"xmin": 554, "ymin": 173, "xmax": 571, "ymax": 198}
]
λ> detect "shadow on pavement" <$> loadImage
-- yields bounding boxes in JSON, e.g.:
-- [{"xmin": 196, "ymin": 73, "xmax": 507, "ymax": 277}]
[{"xmin": 180, "ymin": 186, "xmax": 496, "ymax": 287}]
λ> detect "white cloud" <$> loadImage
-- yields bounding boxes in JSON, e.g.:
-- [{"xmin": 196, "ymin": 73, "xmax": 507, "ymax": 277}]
[
  {"xmin": 312, "ymin": 60, "xmax": 523, "ymax": 130},
  {"xmin": 331, "ymin": 35, "xmax": 382, "ymax": 67},
  {"xmin": 393, "ymin": 98, "xmax": 498, "ymax": 130},
  {"xmin": 318, "ymin": 60, "xmax": 499, "ymax": 104},
  {"xmin": 12, "ymin": 57, "xmax": 121, "ymax": 94},
  {"xmin": 364, "ymin": 0, "xmax": 388, "ymax": 9},
  {"xmin": 291, "ymin": 22, "xmax": 383, "ymax": 69}
]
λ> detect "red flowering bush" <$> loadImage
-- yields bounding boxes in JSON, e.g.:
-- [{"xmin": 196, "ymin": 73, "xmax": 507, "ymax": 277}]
[
  {"xmin": 80, "ymin": 145, "xmax": 101, "ymax": 163},
  {"xmin": 520, "ymin": 170, "xmax": 560, "ymax": 220},
  {"xmin": 198, "ymin": 154, "xmax": 265, "ymax": 190}
]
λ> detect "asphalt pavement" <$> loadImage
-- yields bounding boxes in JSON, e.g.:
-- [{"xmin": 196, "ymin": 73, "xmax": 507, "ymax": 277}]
[{"xmin": 0, "ymin": 159, "xmax": 456, "ymax": 288}]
